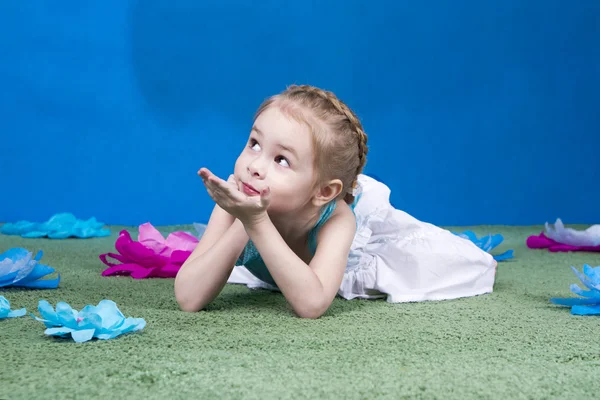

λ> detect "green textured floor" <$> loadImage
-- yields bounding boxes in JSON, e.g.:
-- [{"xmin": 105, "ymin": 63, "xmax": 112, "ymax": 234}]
[{"xmin": 1, "ymin": 224, "xmax": 600, "ymax": 400}]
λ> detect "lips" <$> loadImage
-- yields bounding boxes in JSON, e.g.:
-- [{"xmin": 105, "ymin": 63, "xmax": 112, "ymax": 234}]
[{"xmin": 242, "ymin": 182, "xmax": 260, "ymax": 196}]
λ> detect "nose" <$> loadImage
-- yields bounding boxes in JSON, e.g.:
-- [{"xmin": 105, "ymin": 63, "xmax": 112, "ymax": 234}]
[{"xmin": 247, "ymin": 157, "xmax": 267, "ymax": 178}]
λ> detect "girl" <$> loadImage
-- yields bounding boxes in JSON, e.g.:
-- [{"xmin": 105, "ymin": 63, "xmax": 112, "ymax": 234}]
[{"xmin": 174, "ymin": 85, "xmax": 497, "ymax": 318}]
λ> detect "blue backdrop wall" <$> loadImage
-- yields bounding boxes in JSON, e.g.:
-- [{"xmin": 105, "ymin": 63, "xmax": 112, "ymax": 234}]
[{"xmin": 1, "ymin": 0, "xmax": 598, "ymax": 226}]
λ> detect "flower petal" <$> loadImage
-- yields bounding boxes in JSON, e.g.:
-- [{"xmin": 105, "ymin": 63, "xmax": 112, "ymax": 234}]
[
  {"xmin": 130, "ymin": 267, "xmax": 158, "ymax": 279},
  {"xmin": 0, "ymin": 296, "xmax": 26, "ymax": 319},
  {"xmin": 454, "ymin": 231, "xmax": 513, "ymax": 261},
  {"xmin": 37, "ymin": 300, "xmax": 59, "ymax": 325},
  {"xmin": 571, "ymin": 304, "xmax": 600, "ymax": 316},
  {"xmin": 77, "ymin": 310, "xmax": 103, "ymax": 331},
  {"xmin": 94, "ymin": 300, "xmax": 125, "ymax": 330},
  {"xmin": 569, "ymin": 283, "xmax": 600, "ymax": 299},
  {"xmin": 45, "ymin": 327, "xmax": 75, "ymax": 337},
  {"xmin": 99, "ymin": 253, "xmax": 129, "ymax": 268},
  {"xmin": 98, "ymin": 317, "xmax": 146, "ymax": 339},
  {"xmin": 15, "ymin": 274, "xmax": 60, "ymax": 289},
  {"xmin": 0, "ymin": 248, "xmax": 36, "ymax": 285},
  {"xmin": 550, "ymin": 297, "xmax": 600, "ymax": 306},
  {"xmin": 164, "ymin": 231, "xmax": 198, "ymax": 253},
  {"xmin": 493, "ymin": 250, "xmax": 514, "ymax": 261},
  {"xmin": 7, "ymin": 308, "xmax": 27, "ymax": 318},
  {"xmin": 154, "ymin": 263, "xmax": 181, "ymax": 278},
  {"xmin": 14, "ymin": 262, "xmax": 56, "ymax": 283},
  {"xmin": 55, "ymin": 302, "xmax": 79, "ymax": 328},
  {"xmin": 571, "ymin": 266, "xmax": 600, "ymax": 292},
  {"xmin": 114, "ymin": 231, "xmax": 167, "ymax": 268},
  {"xmin": 138, "ymin": 222, "xmax": 166, "ymax": 246},
  {"xmin": 0, "ymin": 296, "xmax": 8, "ymax": 306},
  {"xmin": 71, "ymin": 329, "xmax": 96, "ymax": 343},
  {"xmin": 583, "ymin": 264, "xmax": 600, "ymax": 283}
]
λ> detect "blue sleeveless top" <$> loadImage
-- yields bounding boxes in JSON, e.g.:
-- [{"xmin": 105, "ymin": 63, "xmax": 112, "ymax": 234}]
[
  {"xmin": 236, "ymin": 195, "xmax": 362, "ymax": 287},
  {"xmin": 235, "ymin": 201, "xmax": 338, "ymax": 287}
]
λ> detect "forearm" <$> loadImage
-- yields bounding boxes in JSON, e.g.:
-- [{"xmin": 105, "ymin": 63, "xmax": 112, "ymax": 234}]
[
  {"xmin": 175, "ymin": 219, "xmax": 248, "ymax": 312},
  {"xmin": 244, "ymin": 216, "xmax": 327, "ymax": 318}
]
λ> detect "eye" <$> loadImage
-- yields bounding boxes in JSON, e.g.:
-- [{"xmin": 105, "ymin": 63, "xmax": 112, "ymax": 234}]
[
  {"xmin": 275, "ymin": 156, "xmax": 290, "ymax": 168},
  {"xmin": 249, "ymin": 138, "xmax": 261, "ymax": 152}
]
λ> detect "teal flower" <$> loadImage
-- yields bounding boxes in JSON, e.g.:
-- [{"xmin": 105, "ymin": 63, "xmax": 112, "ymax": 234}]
[
  {"xmin": 453, "ymin": 230, "xmax": 514, "ymax": 261},
  {"xmin": 0, "ymin": 248, "xmax": 60, "ymax": 289},
  {"xmin": 31, "ymin": 300, "xmax": 146, "ymax": 342},
  {"xmin": 0, "ymin": 296, "xmax": 26, "ymax": 319},
  {"xmin": 550, "ymin": 264, "xmax": 600, "ymax": 316},
  {"xmin": 1, "ymin": 212, "xmax": 110, "ymax": 239}
]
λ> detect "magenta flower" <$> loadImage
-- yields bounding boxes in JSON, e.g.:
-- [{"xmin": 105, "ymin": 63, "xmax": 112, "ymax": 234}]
[
  {"xmin": 527, "ymin": 219, "xmax": 600, "ymax": 252},
  {"xmin": 99, "ymin": 223, "xmax": 199, "ymax": 279}
]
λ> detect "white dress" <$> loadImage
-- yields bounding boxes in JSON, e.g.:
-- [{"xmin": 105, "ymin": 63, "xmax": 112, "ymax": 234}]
[{"xmin": 227, "ymin": 174, "xmax": 497, "ymax": 303}]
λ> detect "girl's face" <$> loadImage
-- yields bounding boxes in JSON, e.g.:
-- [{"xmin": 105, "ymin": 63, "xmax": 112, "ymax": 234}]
[{"xmin": 234, "ymin": 106, "xmax": 317, "ymax": 215}]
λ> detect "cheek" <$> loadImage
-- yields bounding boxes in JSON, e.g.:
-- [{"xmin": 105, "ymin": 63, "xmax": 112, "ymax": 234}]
[
  {"xmin": 233, "ymin": 155, "xmax": 246, "ymax": 175},
  {"xmin": 272, "ymin": 172, "xmax": 311, "ymax": 197}
]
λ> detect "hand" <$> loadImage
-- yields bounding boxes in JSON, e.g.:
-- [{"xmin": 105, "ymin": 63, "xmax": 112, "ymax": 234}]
[{"xmin": 198, "ymin": 167, "xmax": 271, "ymax": 225}]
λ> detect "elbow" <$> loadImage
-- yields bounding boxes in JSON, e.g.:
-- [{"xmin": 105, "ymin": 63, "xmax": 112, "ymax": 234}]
[
  {"xmin": 177, "ymin": 299, "xmax": 201, "ymax": 313},
  {"xmin": 174, "ymin": 280, "xmax": 202, "ymax": 313},
  {"xmin": 295, "ymin": 310, "xmax": 324, "ymax": 319},
  {"xmin": 175, "ymin": 293, "xmax": 201, "ymax": 313},
  {"xmin": 293, "ymin": 298, "xmax": 329, "ymax": 319}
]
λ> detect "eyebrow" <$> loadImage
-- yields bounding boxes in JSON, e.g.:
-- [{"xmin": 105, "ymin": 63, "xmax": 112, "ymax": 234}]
[{"xmin": 251, "ymin": 126, "xmax": 298, "ymax": 159}]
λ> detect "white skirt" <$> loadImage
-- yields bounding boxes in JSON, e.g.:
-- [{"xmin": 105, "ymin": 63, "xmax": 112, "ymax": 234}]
[{"xmin": 227, "ymin": 174, "xmax": 497, "ymax": 303}]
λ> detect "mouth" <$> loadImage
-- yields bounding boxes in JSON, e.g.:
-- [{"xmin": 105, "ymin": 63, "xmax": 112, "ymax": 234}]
[{"xmin": 242, "ymin": 182, "xmax": 260, "ymax": 196}]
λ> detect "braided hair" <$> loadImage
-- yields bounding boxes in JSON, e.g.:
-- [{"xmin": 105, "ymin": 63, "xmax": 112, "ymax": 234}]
[{"xmin": 254, "ymin": 84, "xmax": 368, "ymax": 204}]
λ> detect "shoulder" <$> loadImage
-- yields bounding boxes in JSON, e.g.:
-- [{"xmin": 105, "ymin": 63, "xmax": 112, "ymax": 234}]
[{"xmin": 316, "ymin": 200, "xmax": 356, "ymax": 246}]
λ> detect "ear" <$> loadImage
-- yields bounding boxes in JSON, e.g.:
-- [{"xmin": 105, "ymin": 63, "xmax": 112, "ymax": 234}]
[{"xmin": 312, "ymin": 179, "xmax": 344, "ymax": 207}]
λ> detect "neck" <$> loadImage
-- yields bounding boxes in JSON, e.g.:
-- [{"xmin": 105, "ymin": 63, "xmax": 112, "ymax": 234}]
[{"xmin": 268, "ymin": 203, "xmax": 323, "ymax": 244}]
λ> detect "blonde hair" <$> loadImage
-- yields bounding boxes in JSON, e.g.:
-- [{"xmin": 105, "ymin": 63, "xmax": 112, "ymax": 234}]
[{"xmin": 254, "ymin": 84, "xmax": 368, "ymax": 204}]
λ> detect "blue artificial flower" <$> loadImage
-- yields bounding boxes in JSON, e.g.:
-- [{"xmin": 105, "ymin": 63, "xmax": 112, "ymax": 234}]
[
  {"xmin": 0, "ymin": 248, "xmax": 60, "ymax": 289},
  {"xmin": 31, "ymin": 299, "xmax": 146, "ymax": 343},
  {"xmin": 453, "ymin": 230, "xmax": 514, "ymax": 261},
  {"xmin": 1, "ymin": 212, "xmax": 110, "ymax": 239},
  {"xmin": 0, "ymin": 296, "xmax": 26, "ymax": 319},
  {"xmin": 550, "ymin": 264, "xmax": 600, "ymax": 316}
]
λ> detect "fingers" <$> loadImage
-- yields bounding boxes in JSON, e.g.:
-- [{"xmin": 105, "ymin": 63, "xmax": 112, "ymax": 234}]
[
  {"xmin": 208, "ymin": 175, "xmax": 230, "ymax": 191},
  {"xmin": 198, "ymin": 168, "xmax": 226, "ymax": 190},
  {"xmin": 259, "ymin": 187, "xmax": 271, "ymax": 209},
  {"xmin": 200, "ymin": 170, "xmax": 243, "ymax": 203},
  {"xmin": 197, "ymin": 167, "xmax": 211, "ymax": 180},
  {"xmin": 198, "ymin": 168, "xmax": 268, "ymax": 214}
]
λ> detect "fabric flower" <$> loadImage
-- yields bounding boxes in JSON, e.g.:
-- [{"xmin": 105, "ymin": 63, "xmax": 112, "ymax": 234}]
[
  {"xmin": 545, "ymin": 218, "xmax": 600, "ymax": 247},
  {"xmin": 1, "ymin": 212, "xmax": 110, "ymax": 239},
  {"xmin": 453, "ymin": 230, "xmax": 514, "ymax": 261},
  {"xmin": 527, "ymin": 219, "xmax": 600, "ymax": 252},
  {"xmin": 31, "ymin": 299, "xmax": 146, "ymax": 343},
  {"xmin": 0, "ymin": 248, "xmax": 60, "ymax": 289},
  {"xmin": 99, "ymin": 222, "xmax": 199, "ymax": 279},
  {"xmin": 0, "ymin": 296, "xmax": 26, "ymax": 319},
  {"xmin": 550, "ymin": 264, "xmax": 600, "ymax": 315}
]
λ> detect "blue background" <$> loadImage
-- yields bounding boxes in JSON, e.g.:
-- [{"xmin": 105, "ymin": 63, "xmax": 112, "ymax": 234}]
[{"xmin": 1, "ymin": 0, "xmax": 598, "ymax": 226}]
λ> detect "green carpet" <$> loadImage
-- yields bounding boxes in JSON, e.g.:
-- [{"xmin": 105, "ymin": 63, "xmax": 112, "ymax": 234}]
[{"xmin": 1, "ymin": 224, "xmax": 600, "ymax": 400}]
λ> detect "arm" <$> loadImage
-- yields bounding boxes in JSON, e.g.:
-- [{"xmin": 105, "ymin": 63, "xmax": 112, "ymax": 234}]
[
  {"xmin": 244, "ymin": 205, "xmax": 356, "ymax": 319},
  {"xmin": 174, "ymin": 204, "xmax": 249, "ymax": 312}
]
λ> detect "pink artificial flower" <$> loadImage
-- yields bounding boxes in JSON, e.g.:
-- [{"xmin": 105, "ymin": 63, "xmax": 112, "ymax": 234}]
[
  {"xmin": 526, "ymin": 232, "xmax": 600, "ymax": 253},
  {"xmin": 99, "ymin": 223, "xmax": 199, "ymax": 279}
]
